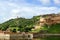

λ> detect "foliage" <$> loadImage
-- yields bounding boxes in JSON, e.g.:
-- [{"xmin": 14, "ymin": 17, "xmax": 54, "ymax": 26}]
[
  {"xmin": 0, "ymin": 15, "xmax": 40, "ymax": 32},
  {"xmin": 41, "ymin": 23, "xmax": 60, "ymax": 33}
]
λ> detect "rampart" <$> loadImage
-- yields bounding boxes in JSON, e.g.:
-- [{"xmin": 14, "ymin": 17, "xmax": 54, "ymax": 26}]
[{"xmin": 0, "ymin": 31, "xmax": 33, "ymax": 40}]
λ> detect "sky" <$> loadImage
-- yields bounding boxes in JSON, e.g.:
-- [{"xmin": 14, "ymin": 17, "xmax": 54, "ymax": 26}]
[{"xmin": 0, "ymin": 0, "xmax": 60, "ymax": 23}]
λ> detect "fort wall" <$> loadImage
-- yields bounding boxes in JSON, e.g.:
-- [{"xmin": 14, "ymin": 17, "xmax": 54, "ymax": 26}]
[{"xmin": 0, "ymin": 32, "xmax": 33, "ymax": 40}]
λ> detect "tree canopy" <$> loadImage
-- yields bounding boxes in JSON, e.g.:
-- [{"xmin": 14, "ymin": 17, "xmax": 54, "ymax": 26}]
[{"xmin": 0, "ymin": 15, "xmax": 40, "ymax": 32}]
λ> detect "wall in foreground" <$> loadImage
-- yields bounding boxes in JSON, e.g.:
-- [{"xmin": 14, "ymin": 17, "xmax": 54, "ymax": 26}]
[
  {"xmin": 0, "ymin": 33, "xmax": 10, "ymax": 40},
  {"xmin": 0, "ymin": 33, "xmax": 33, "ymax": 40}
]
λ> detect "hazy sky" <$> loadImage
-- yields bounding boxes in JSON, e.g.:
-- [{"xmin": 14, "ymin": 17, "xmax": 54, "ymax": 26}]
[{"xmin": 0, "ymin": 0, "xmax": 60, "ymax": 23}]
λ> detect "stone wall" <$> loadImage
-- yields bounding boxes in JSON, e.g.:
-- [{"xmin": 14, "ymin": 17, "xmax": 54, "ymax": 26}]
[
  {"xmin": 40, "ymin": 15, "xmax": 60, "ymax": 25},
  {"xmin": 0, "ymin": 33, "xmax": 10, "ymax": 40},
  {"xmin": 0, "ymin": 32, "xmax": 33, "ymax": 40}
]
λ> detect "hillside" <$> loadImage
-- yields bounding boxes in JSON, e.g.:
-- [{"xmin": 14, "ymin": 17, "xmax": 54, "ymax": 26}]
[
  {"xmin": 0, "ymin": 15, "xmax": 40, "ymax": 32},
  {"xmin": 39, "ymin": 13, "xmax": 60, "ymax": 33},
  {"xmin": 0, "ymin": 13, "xmax": 60, "ymax": 33}
]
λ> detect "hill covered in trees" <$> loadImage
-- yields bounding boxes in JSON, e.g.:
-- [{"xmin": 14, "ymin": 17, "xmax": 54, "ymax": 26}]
[
  {"xmin": 0, "ymin": 15, "xmax": 40, "ymax": 32},
  {"xmin": 0, "ymin": 13, "xmax": 60, "ymax": 33}
]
